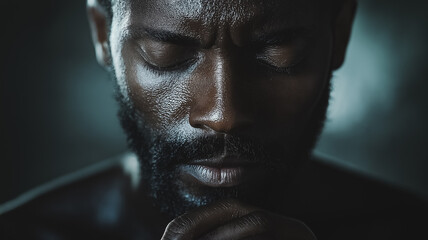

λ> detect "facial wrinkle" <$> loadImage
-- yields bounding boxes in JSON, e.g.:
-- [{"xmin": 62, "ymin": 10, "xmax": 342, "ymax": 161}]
[{"xmin": 162, "ymin": 0, "xmax": 266, "ymax": 32}]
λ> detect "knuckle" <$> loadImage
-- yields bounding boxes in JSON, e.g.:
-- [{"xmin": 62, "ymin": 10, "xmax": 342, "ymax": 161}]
[
  {"xmin": 219, "ymin": 198, "xmax": 240, "ymax": 209},
  {"xmin": 219, "ymin": 199, "xmax": 248, "ymax": 218},
  {"xmin": 170, "ymin": 215, "xmax": 193, "ymax": 231},
  {"xmin": 251, "ymin": 211, "xmax": 270, "ymax": 223},
  {"xmin": 243, "ymin": 211, "xmax": 271, "ymax": 230},
  {"xmin": 161, "ymin": 216, "xmax": 194, "ymax": 240}
]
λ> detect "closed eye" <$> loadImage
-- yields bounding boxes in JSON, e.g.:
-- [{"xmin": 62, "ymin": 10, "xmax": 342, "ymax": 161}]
[
  {"xmin": 135, "ymin": 38, "xmax": 198, "ymax": 72},
  {"xmin": 254, "ymin": 41, "xmax": 310, "ymax": 75},
  {"xmin": 256, "ymin": 57, "xmax": 298, "ymax": 75},
  {"xmin": 142, "ymin": 57, "xmax": 198, "ymax": 72}
]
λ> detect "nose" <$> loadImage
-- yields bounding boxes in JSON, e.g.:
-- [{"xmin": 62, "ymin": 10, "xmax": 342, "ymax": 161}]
[{"xmin": 189, "ymin": 52, "xmax": 252, "ymax": 134}]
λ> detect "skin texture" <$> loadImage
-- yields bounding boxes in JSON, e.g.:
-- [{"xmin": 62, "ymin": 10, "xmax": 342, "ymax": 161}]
[{"xmin": 87, "ymin": 0, "xmax": 356, "ymax": 239}]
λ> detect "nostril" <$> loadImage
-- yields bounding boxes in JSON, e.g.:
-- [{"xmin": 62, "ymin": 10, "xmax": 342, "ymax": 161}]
[
  {"xmin": 189, "ymin": 120, "xmax": 204, "ymax": 129},
  {"xmin": 189, "ymin": 109, "xmax": 253, "ymax": 134},
  {"xmin": 189, "ymin": 111, "xmax": 214, "ymax": 131}
]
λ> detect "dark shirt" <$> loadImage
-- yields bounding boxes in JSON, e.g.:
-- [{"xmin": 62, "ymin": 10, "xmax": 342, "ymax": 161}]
[{"xmin": 1, "ymin": 153, "xmax": 427, "ymax": 240}]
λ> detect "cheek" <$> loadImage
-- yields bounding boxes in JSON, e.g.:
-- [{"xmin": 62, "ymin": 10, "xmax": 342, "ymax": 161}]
[{"xmin": 116, "ymin": 43, "xmax": 193, "ymax": 133}]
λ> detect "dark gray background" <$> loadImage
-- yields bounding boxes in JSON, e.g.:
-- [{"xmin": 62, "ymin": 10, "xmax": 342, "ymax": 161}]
[{"xmin": 1, "ymin": 0, "xmax": 427, "ymax": 204}]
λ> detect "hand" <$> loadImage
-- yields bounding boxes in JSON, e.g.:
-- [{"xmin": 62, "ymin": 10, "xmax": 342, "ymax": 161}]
[{"xmin": 161, "ymin": 199, "xmax": 317, "ymax": 240}]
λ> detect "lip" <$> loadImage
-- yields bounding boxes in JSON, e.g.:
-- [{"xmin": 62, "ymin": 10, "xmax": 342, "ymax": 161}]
[
  {"xmin": 188, "ymin": 157, "xmax": 254, "ymax": 168},
  {"xmin": 179, "ymin": 157, "xmax": 257, "ymax": 187}
]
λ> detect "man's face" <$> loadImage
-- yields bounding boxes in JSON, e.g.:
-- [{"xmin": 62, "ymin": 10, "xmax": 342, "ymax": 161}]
[{"xmin": 103, "ymin": 0, "xmax": 338, "ymax": 216}]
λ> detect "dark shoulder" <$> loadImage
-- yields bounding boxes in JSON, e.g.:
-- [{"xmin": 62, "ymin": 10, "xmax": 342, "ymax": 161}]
[
  {"xmin": 309, "ymin": 154, "xmax": 427, "ymax": 211},
  {"xmin": 292, "ymin": 153, "xmax": 428, "ymax": 240},
  {"xmin": 0, "ymin": 153, "xmax": 143, "ymax": 239}
]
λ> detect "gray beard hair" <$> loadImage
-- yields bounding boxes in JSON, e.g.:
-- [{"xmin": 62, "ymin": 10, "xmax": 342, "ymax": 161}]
[{"xmin": 112, "ymin": 70, "xmax": 331, "ymax": 217}]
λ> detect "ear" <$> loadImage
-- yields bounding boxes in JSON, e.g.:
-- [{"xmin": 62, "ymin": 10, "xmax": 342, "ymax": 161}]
[
  {"xmin": 331, "ymin": 0, "xmax": 357, "ymax": 70},
  {"xmin": 87, "ymin": 0, "xmax": 111, "ymax": 68}
]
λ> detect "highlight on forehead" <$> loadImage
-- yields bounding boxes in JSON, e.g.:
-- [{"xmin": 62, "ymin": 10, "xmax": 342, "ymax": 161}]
[
  {"xmin": 101, "ymin": 0, "xmax": 342, "ymax": 16},
  {"xmin": 101, "ymin": 0, "xmax": 344, "ymax": 29},
  {"xmin": 172, "ymin": 0, "xmax": 266, "ymax": 22},
  {"xmin": 126, "ymin": 0, "xmax": 269, "ymax": 25}
]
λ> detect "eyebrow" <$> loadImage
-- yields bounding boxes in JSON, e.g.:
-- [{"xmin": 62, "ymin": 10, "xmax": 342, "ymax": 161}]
[
  {"xmin": 128, "ymin": 26, "xmax": 201, "ymax": 46},
  {"xmin": 251, "ymin": 27, "xmax": 314, "ymax": 46},
  {"xmin": 127, "ymin": 25, "xmax": 313, "ymax": 48}
]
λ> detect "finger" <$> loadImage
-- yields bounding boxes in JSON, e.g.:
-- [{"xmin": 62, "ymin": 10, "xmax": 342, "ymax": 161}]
[
  {"xmin": 200, "ymin": 211, "xmax": 317, "ymax": 240},
  {"xmin": 161, "ymin": 199, "xmax": 258, "ymax": 240},
  {"xmin": 199, "ymin": 210, "xmax": 271, "ymax": 240}
]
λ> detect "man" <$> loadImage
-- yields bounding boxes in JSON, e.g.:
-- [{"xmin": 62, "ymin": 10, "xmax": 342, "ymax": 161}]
[{"xmin": 1, "ymin": 0, "xmax": 427, "ymax": 239}]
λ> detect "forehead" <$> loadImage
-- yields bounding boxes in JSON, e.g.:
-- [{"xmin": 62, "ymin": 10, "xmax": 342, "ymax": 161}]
[{"xmin": 113, "ymin": 0, "xmax": 330, "ymax": 35}]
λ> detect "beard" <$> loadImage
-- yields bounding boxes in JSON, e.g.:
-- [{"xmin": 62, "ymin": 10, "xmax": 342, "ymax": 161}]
[{"xmin": 114, "ymin": 77, "xmax": 331, "ymax": 218}]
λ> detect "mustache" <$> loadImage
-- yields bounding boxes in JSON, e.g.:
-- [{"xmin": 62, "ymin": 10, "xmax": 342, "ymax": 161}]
[
  {"xmin": 149, "ymin": 134, "xmax": 287, "ymax": 169},
  {"xmin": 116, "ymin": 92, "xmax": 305, "ymax": 172}
]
